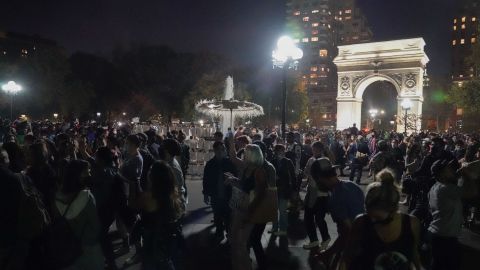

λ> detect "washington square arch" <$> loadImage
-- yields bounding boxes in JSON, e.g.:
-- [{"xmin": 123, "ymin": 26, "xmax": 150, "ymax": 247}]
[{"xmin": 334, "ymin": 38, "xmax": 429, "ymax": 133}]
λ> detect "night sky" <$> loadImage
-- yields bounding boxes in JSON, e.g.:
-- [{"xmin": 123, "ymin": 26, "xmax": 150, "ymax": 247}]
[{"xmin": 0, "ymin": 0, "xmax": 456, "ymax": 75}]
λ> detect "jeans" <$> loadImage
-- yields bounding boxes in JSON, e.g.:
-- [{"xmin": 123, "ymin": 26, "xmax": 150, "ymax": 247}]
[
  {"xmin": 249, "ymin": 223, "xmax": 267, "ymax": 270},
  {"xmin": 349, "ymin": 162, "xmax": 363, "ymax": 182},
  {"xmin": 211, "ymin": 197, "xmax": 231, "ymax": 235},
  {"xmin": 272, "ymin": 198, "xmax": 288, "ymax": 232},
  {"xmin": 230, "ymin": 210, "xmax": 254, "ymax": 270},
  {"xmin": 431, "ymin": 234, "xmax": 460, "ymax": 270},
  {"xmin": 304, "ymin": 197, "xmax": 330, "ymax": 243}
]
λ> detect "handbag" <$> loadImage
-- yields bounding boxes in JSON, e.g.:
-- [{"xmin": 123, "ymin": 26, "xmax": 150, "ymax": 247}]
[{"xmin": 249, "ymin": 166, "xmax": 279, "ymax": 224}]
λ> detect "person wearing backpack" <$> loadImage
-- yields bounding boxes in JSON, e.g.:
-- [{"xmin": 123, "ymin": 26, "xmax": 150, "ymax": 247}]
[{"xmin": 49, "ymin": 159, "xmax": 103, "ymax": 270}]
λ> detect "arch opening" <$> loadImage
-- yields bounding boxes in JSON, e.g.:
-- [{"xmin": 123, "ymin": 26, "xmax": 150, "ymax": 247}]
[{"xmin": 361, "ymin": 81, "xmax": 398, "ymax": 131}]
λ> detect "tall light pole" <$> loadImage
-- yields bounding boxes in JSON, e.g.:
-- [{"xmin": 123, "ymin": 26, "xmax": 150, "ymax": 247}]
[
  {"xmin": 2, "ymin": 81, "xmax": 22, "ymax": 120},
  {"xmin": 401, "ymin": 99, "xmax": 412, "ymax": 133},
  {"xmin": 272, "ymin": 36, "xmax": 303, "ymax": 140}
]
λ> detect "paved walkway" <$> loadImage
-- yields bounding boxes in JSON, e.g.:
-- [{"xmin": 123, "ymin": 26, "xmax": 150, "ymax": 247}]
[{"xmin": 117, "ymin": 173, "xmax": 480, "ymax": 270}]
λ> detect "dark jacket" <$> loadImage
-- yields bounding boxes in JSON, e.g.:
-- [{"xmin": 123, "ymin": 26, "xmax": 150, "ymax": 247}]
[
  {"xmin": 272, "ymin": 157, "xmax": 296, "ymax": 199},
  {"xmin": 203, "ymin": 157, "xmax": 236, "ymax": 200}
]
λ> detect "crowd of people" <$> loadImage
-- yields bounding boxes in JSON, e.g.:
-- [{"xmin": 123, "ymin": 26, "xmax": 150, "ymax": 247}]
[{"xmin": 0, "ymin": 116, "xmax": 479, "ymax": 270}]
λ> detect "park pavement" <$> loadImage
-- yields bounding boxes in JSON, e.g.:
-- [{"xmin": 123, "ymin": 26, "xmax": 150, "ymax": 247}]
[{"xmin": 117, "ymin": 173, "xmax": 480, "ymax": 270}]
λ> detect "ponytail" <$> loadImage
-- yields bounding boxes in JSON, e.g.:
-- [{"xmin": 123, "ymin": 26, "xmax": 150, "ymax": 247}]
[{"xmin": 365, "ymin": 168, "xmax": 400, "ymax": 212}]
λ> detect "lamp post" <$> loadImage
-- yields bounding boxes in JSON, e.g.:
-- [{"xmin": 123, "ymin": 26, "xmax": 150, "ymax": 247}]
[
  {"xmin": 2, "ymin": 81, "xmax": 22, "ymax": 120},
  {"xmin": 272, "ymin": 36, "xmax": 303, "ymax": 140},
  {"xmin": 401, "ymin": 99, "xmax": 412, "ymax": 133}
]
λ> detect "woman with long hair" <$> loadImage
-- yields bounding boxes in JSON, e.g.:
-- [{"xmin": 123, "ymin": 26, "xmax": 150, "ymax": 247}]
[
  {"xmin": 340, "ymin": 168, "xmax": 422, "ymax": 270},
  {"xmin": 129, "ymin": 160, "xmax": 182, "ymax": 270},
  {"xmin": 226, "ymin": 134, "xmax": 270, "ymax": 270}
]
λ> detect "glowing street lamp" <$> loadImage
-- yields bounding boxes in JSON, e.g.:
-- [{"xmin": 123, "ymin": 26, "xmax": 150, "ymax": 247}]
[
  {"xmin": 272, "ymin": 36, "xmax": 303, "ymax": 140},
  {"xmin": 96, "ymin": 112, "xmax": 101, "ymax": 118},
  {"xmin": 122, "ymin": 112, "xmax": 126, "ymax": 116},
  {"xmin": 53, "ymin": 113, "xmax": 59, "ymax": 120},
  {"xmin": 2, "ymin": 81, "xmax": 22, "ymax": 119},
  {"xmin": 401, "ymin": 99, "xmax": 412, "ymax": 133}
]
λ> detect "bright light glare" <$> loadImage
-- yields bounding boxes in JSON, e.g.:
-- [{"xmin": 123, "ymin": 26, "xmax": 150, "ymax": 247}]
[
  {"xmin": 2, "ymin": 81, "xmax": 22, "ymax": 94},
  {"xmin": 401, "ymin": 99, "xmax": 412, "ymax": 109},
  {"xmin": 273, "ymin": 35, "xmax": 303, "ymax": 63}
]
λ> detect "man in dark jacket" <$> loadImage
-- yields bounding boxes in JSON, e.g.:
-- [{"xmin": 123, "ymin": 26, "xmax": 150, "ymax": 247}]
[
  {"xmin": 203, "ymin": 141, "xmax": 236, "ymax": 239},
  {"xmin": 270, "ymin": 144, "xmax": 296, "ymax": 236}
]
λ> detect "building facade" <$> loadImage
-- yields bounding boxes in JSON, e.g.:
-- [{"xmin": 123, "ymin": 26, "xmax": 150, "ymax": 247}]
[
  {"xmin": 452, "ymin": 0, "xmax": 479, "ymax": 86},
  {"xmin": 286, "ymin": 0, "xmax": 371, "ymax": 128}
]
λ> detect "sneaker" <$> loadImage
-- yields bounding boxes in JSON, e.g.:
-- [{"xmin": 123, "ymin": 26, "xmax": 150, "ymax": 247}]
[
  {"xmin": 273, "ymin": 231, "xmax": 287, "ymax": 236},
  {"xmin": 320, "ymin": 239, "xmax": 331, "ymax": 250},
  {"xmin": 303, "ymin": 241, "xmax": 319, "ymax": 250}
]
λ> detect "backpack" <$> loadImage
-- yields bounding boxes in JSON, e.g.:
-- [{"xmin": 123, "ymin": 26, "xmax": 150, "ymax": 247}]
[
  {"xmin": 46, "ymin": 193, "xmax": 84, "ymax": 269},
  {"xmin": 16, "ymin": 173, "xmax": 51, "ymax": 240}
]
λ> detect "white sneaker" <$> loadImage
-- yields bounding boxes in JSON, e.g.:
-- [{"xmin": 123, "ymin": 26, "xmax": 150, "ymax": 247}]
[
  {"xmin": 273, "ymin": 231, "xmax": 287, "ymax": 236},
  {"xmin": 303, "ymin": 241, "xmax": 319, "ymax": 250},
  {"xmin": 320, "ymin": 239, "xmax": 331, "ymax": 250}
]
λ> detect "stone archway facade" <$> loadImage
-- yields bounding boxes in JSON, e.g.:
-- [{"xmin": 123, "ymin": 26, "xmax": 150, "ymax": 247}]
[{"xmin": 334, "ymin": 38, "xmax": 429, "ymax": 133}]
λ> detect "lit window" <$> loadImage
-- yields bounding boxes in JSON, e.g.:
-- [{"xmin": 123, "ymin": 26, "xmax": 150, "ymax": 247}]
[
  {"xmin": 472, "ymin": 37, "xmax": 477, "ymax": 43},
  {"xmin": 345, "ymin": 9, "xmax": 352, "ymax": 14},
  {"xmin": 2, "ymin": 51, "xmax": 6, "ymax": 55},
  {"xmin": 319, "ymin": 49, "xmax": 328, "ymax": 57},
  {"xmin": 462, "ymin": 24, "xmax": 466, "ymax": 29},
  {"xmin": 460, "ymin": 74, "xmax": 464, "ymax": 78},
  {"xmin": 311, "ymin": 37, "xmax": 319, "ymax": 41},
  {"xmin": 461, "ymin": 39, "xmax": 465, "ymax": 44},
  {"xmin": 302, "ymin": 38, "xmax": 309, "ymax": 42},
  {"xmin": 312, "ymin": 10, "xmax": 319, "ymax": 13},
  {"xmin": 339, "ymin": 11, "xmax": 342, "ymax": 15},
  {"xmin": 311, "ymin": 66, "xmax": 318, "ymax": 72},
  {"xmin": 294, "ymin": 11, "xmax": 301, "ymax": 16},
  {"xmin": 345, "ymin": 16, "xmax": 352, "ymax": 20},
  {"xmin": 303, "ymin": 16, "xmax": 310, "ymax": 22},
  {"xmin": 312, "ymin": 22, "xmax": 319, "ymax": 27},
  {"xmin": 453, "ymin": 40, "xmax": 457, "ymax": 45},
  {"xmin": 310, "ymin": 74, "xmax": 317, "ymax": 78},
  {"xmin": 462, "ymin": 16, "xmax": 466, "ymax": 22},
  {"xmin": 312, "ymin": 30, "xmax": 319, "ymax": 35},
  {"xmin": 454, "ymin": 25, "xmax": 457, "ymax": 30},
  {"xmin": 454, "ymin": 18, "xmax": 457, "ymax": 23},
  {"xmin": 321, "ymin": 67, "xmax": 325, "ymax": 71},
  {"xmin": 473, "ymin": 17, "xmax": 477, "ymax": 22},
  {"xmin": 338, "ymin": 17, "xmax": 342, "ymax": 21},
  {"xmin": 328, "ymin": 24, "xmax": 331, "ymax": 29}
]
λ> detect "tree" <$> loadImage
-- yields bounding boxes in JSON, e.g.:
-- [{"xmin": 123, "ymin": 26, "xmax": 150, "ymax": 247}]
[{"xmin": 448, "ymin": 80, "xmax": 480, "ymax": 114}]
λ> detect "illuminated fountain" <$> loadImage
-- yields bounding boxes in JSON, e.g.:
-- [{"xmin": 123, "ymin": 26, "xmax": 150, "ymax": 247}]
[{"xmin": 195, "ymin": 76, "xmax": 264, "ymax": 133}]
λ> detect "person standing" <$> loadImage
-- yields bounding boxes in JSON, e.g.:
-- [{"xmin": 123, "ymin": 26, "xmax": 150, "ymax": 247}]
[
  {"xmin": 203, "ymin": 141, "xmax": 236, "ymax": 239},
  {"xmin": 270, "ymin": 144, "xmax": 295, "ymax": 236},
  {"xmin": 303, "ymin": 142, "xmax": 331, "ymax": 250},
  {"xmin": 428, "ymin": 159, "xmax": 478, "ymax": 270}
]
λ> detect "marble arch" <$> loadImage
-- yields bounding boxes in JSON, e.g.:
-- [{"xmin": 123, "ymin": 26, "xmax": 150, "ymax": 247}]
[{"xmin": 334, "ymin": 38, "xmax": 429, "ymax": 133}]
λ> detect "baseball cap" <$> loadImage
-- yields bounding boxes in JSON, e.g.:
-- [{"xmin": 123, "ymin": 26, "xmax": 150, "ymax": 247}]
[{"xmin": 311, "ymin": 157, "xmax": 337, "ymax": 179}]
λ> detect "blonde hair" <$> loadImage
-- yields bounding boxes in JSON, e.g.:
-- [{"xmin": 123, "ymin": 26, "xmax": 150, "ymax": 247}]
[
  {"xmin": 365, "ymin": 168, "xmax": 400, "ymax": 213},
  {"xmin": 244, "ymin": 144, "xmax": 264, "ymax": 167}
]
